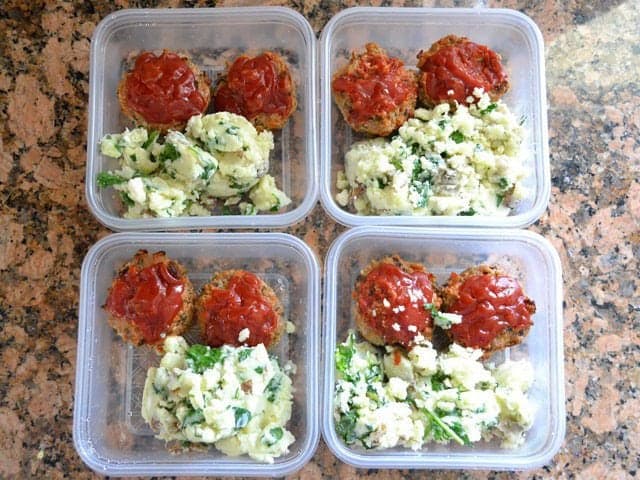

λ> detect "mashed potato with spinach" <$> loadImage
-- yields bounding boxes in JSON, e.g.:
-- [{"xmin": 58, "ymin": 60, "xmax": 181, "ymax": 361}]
[
  {"xmin": 334, "ymin": 331, "xmax": 534, "ymax": 450},
  {"xmin": 335, "ymin": 89, "xmax": 526, "ymax": 216},
  {"xmin": 98, "ymin": 112, "xmax": 290, "ymax": 218},
  {"xmin": 142, "ymin": 336, "xmax": 295, "ymax": 463}
]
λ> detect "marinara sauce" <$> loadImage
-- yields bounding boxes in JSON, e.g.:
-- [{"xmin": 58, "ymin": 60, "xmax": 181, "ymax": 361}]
[
  {"xmin": 199, "ymin": 271, "xmax": 279, "ymax": 348},
  {"xmin": 356, "ymin": 262, "xmax": 436, "ymax": 347},
  {"xmin": 418, "ymin": 37, "xmax": 508, "ymax": 105},
  {"xmin": 123, "ymin": 51, "xmax": 207, "ymax": 125},
  {"xmin": 105, "ymin": 262, "xmax": 186, "ymax": 344},
  {"xmin": 448, "ymin": 273, "xmax": 533, "ymax": 349},
  {"xmin": 332, "ymin": 45, "xmax": 416, "ymax": 124},
  {"xmin": 214, "ymin": 52, "xmax": 294, "ymax": 121}
]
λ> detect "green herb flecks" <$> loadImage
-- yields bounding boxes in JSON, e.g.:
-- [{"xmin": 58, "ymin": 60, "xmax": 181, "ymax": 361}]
[
  {"xmin": 142, "ymin": 130, "xmax": 159, "ymax": 149},
  {"xmin": 185, "ymin": 344, "xmax": 224, "ymax": 373},
  {"xmin": 265, "ymin": 374, "xmax": 282, "ymax": 402},
  {"xmin": 480, "ymin": 103, "xmax": 498, "ymax": 115},
  {"xmin": 450, "ymin": 130, "xmax": 465, "ymax": 144}
]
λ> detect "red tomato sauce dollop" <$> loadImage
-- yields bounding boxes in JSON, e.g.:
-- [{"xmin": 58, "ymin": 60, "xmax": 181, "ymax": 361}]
[
  {"xmin": 419, "ymin": 39, "xmax": 508, "ymax": 105},
  {"xmin": 356, "ymin": 262, "xmax": 436, "ymax": 347},
  {"xmin": 105, "ymin": 262, "xmax": 186, "ymax": 344},
  {"xmin": 199, "ymin": 271, "xmax": 279, "ymax": 348},
  {"xmin": 214, "ymin": 52, "xmax": 294, "ymax": 121},
  {"xmin": 448, "ymin": 273, "xmax": 533, "ymax": 349},
  {"xmin": 123, "ymin": 51, "xmax": 207, "ymax": 124}
]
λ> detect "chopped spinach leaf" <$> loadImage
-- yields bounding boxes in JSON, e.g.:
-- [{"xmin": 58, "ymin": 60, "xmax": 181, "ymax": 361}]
[
  {"xmin": 234, "ymin": 407, "xmax": 251, "ymax": 429},
  {"xmin": 97, "ymin": 172, "xmax": 126, "ymax": 188}
]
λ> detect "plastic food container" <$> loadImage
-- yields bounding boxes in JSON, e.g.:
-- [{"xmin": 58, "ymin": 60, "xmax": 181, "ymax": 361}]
[
  {"xmin": 86, "ymin": 7, "xmax": 317, "ymax": 230},
  {"xmin": 322, "ymin": 227, "xmax": 564, "ymax": 470},
  {"xmin": 73, "ymin": 233, "xmax": 320, "ymax": 476},
  {"xmin": 319, "ymin": 8, "xmax": 549, "ymax": 228}
]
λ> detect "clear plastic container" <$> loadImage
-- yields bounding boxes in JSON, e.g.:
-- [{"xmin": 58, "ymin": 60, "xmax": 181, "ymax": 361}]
[
  {"xmin": 86, "ymin": 7, "xmax": 317, "ymax": 231},
  {"xmin": 319, "ymin": 8, "xmax": 549, "ymax": 228},
  {"xmin": 73, "ymin": 232, "xmax": 320, "ymax": 476},
  {"xmin": 322, "ymin": 227, "xmax": 564, "ymax": 470}
]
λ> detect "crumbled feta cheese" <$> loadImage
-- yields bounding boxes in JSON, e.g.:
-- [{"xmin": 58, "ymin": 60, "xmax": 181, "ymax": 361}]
[
  {"xmin": 383, "ymin": 298, "xmax": 391, "ymax": 308},
  {"xmin": 392, "ymin": 323, "xmax": 401, "ymax": 332},
  {"xmin": 238, "ymin": 328, "xmax": 250, "ymax": 343}
]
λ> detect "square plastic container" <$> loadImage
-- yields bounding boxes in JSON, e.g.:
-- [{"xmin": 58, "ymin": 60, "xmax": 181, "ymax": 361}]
[
  {"xmin": 322, "ymin": 227, "xmax": 564, "ymax": 470},
  {"xmin": 86, "ymin": 7, "xmax": 317, "ymax": 230},
  {"xmin": 73, "ymin": 232, "xmax": 320, "ymax": 476},
  {"xmin": 319, "ymin": 8, "xmax": 549, "ymax": 228}
]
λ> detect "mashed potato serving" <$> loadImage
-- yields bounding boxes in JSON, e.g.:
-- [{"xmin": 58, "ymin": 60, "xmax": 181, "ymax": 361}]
[
  {"xmin": 97, "ymin": 112, "xmax": 290, "ymax": 218},
  {"xmin": 335, "ymin": 89, "xmax": 526, "ymax": 216},
  {"xmin": 334, "ymin": 330, "xmax": 535, "ymax": 450},
  {"xmin": 142, "ymin": 336, "xmax": 295, "ymax": 463}
]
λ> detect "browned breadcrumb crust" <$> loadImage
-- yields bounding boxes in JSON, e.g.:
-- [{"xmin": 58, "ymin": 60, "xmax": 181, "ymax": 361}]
[
  {"xmin": 440, "ymin": 264, "xmax": 535, "ymax": 358},
  {"xmin": 196, "ymin": 269, "xmax": 284, "ymax": 348},
  {"xmin": 353, "ymin": 255, "xmax": 441, "ymax": 347},
  {"xmin": 104, "ymin": 250, "xmax": 195, "ymax": 349},
  {"xmin": 117, "ymin": 50, "xmax": 211, "ymax": 132},
  {"xmin": 416, "ymin": 35, "xmax": 510, "ymax": 107},
  {"xmin": 213, "ymin": 51, "xmax": 297, "ymax": 131},
  {"xmin": 332, "ymin": 43, "xmax": 418, "ymax": 137}
]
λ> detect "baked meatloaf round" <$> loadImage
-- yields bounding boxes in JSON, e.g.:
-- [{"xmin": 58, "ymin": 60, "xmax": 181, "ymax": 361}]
[
  {"xmin": 440, "ymin": 264, "xmax": 535, "ymax": 356},
  {"xmin": 332, "ymin": 43, "xmax": 418, "ymax": 137},
  {"xmin": 213, "ymin": 51, "xmax": 297, "ymax": 131},
  {"xmin": 196, "ymin": 270, "xmax": 284, "ymax": 348},
  {"xmin": 103, "ymin": 250, "xmax": 195, "ymax": 347},
  {"xmin": 117, "ymin": 49, "xmax": 211, "ymax": 132},
  {"xmin": 416, "ymin": 35, "xmax": 509, "ymax": 107},
  {"xmin": 353, "ymin": 255, "xmax": 440, "ymax": 348}
]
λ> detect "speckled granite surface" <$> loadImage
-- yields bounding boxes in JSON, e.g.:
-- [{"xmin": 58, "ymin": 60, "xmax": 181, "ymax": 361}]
[{"xmin": 1, "ymin": 0, "xmax": 639, "ymax": 478}]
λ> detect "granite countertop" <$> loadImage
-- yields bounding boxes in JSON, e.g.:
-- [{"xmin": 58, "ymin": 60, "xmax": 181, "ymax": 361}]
[{"xmin": 1, "ymin": 0, "xmax": 638, "ymax": 478}]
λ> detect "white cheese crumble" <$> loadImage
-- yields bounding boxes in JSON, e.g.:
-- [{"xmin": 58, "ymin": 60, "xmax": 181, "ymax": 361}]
[{"xmin": 237, "ymin": 328, "xmax": 250, "ymax": 343}]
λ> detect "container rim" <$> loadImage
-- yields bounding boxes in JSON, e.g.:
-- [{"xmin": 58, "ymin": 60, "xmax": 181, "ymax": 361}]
[
  {"xmin": 86, "ymin": 6, "xmax": 318, "ymax": 231},
  {"xmin": 318, "ymin": 7, "xmax": 549, "ymax": 228},
  {"xmin": 321, "ymin": 226, "xmax": 565, "ymax": 470},
  {"xmin": 73, "ymin": 232, "xmax": 321, "ymax": 476}
]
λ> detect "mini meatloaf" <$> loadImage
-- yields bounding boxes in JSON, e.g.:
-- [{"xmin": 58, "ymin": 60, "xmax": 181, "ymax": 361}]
[
  {"xmin": 118, "ymin": 50, "xmax": 211, "ymax": 132},
  {"xmin": 196, "ymin": 270, "xmax": 284, "ymax": 348},
  {"xmin": 332, "ymin": 43, "xmax": 418, "ymax": 137},
  {"xmin": 416, "ymin": 35, "xmax": 509, "ymax": 107},
  {"xmin": 103, "ymin": 250, "xmax": 195, "ymax": 347},
  {"xmin": 353, "ymin": 255, "xmax": 441, "ymax": 348},
  {"xmin": 440, "ymin": 265, "xmax": 535, "ymax": 356},
  {"xmin": 213, "ymin": 51, "xmax": 297, "ymax": 131}
]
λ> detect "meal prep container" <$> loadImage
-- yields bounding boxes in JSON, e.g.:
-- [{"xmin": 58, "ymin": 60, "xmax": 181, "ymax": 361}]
[
  {"xmin": 322, "ymin": 227, "xmax": 564, "ymax": 470},
  {"xmin": 73, "ymin": 233, "xmax": 320, "ymax": 476},
  {"xmin": 319, "ymin": 8, "xmax": 550, "ymax": 228},
  {"xmin": 86, "ymin": 7, "xmax": 317, "ymax": 230}
]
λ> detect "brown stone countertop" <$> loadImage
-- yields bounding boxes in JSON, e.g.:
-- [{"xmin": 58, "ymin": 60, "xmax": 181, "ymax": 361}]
[{"xmin": 1, "ymin": 0, "xmax": 638, "ymax": 478}]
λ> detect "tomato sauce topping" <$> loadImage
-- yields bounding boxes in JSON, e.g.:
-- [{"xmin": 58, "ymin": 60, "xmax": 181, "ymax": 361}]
[
  {"xmin": 199, "ymin": 271, "xmax": 279, "ymax": 348},
  {"xmin": 214, "ymin": 52, "xmax": 294, "ymax": 121},
  {"xmin": 448, "ymin": 273, "xmax": 533, "ymax": 349},
  {"xmin": 332, "ymin": 46, "xmax": 416, "ymax": 124},
  {"xmin": 105, "ymin": 262, "xmax": 186, "ymax": 344},
  {"xmin": 356, "ymin": 262, "xmax": 436, "ymax": 347},
  {"xmin": 123, "ymin": 51, "xmax": 207, "ymax": 124},
  {"xmin": 419, "ymin": 38, "xmax": 508, "ymax": 105}
]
